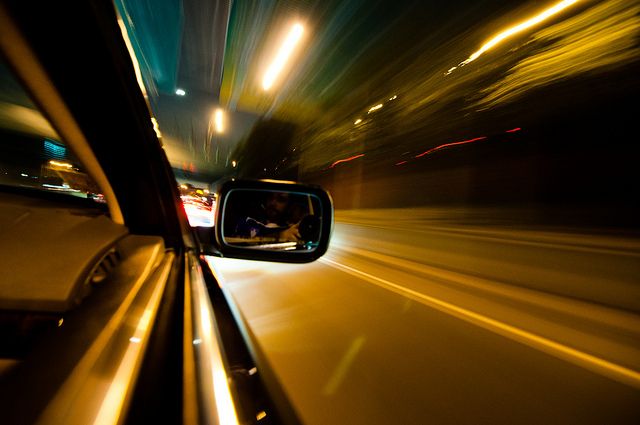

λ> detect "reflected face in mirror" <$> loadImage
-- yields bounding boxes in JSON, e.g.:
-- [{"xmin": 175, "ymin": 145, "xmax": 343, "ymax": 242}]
[
  {"xmin": 265, "ymin": 192, "xmax": 290, "ymax": 224},
  {"xmin": 222, "ymin": 189, "xmax": 323, "ymax": 251}
]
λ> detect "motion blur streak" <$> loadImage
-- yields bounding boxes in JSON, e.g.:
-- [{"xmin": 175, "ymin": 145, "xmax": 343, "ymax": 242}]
[
  {"xmin": 116, "ymin": 18, "xmax": 148, "ymax": 98},
  {"xmin": 329, "ymin": 153, "xmax": 364, "ymax": 168},
  {"xmin": 150, "ymin": 117, "xmax": 162, "ymax": 138},
  {"xmin": 367, "ymin": 103, "xmax": 383, "ymax": 113},
  {"xmin": 453, "ymin": 0, "xmax": 581, "ymax": 72},
  {"xmin": 263, "ymin": 23, "xmax": 304, "ymax": 90},
  {"xmin": 478, "ymin": 0, "xmax": 640, "ymax": 108},
  {"xmin": 415, "ymin": 136, "xmax": 487, "ymax": 158},
  {"xmin": 49, "ymin": 160, "xmax": 73, "ymax": 168},
  {"xmin": 505, "ymin": 127, "xmax": 522, "ymax": 133}
]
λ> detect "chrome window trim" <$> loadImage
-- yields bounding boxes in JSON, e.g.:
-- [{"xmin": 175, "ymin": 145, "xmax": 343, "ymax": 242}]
[
  {"xmin": 184, "ymin": 252, "xmax": 240, "ymax": 425},
  {"xmin": 35, "ymin": 249, "xmax": 173, "ymax": 424}
]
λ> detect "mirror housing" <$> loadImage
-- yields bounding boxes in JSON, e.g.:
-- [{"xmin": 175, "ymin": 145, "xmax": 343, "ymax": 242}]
[{"xmin": 204, "ymin": 179, "xmax": 333, "ymax": 263}]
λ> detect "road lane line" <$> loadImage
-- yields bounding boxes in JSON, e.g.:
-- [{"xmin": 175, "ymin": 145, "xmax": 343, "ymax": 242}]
[
  {"xmin": 321, "ymin": 257, "xmax": 640, "ymax": 389},
  {"xmin": 332, "ymin": 245, "xmax": 640, "ymax": 334}
]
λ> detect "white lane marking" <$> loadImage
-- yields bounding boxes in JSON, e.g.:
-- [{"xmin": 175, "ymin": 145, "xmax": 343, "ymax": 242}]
[
  {"xmin": 332, "ymin": 245, "xmax": 640, "ymax": 333},
  {"xmin": 321, "ymin": 257, "xmax": 640, "ymax": 389},
  {"xmin": 322, "ymin": 336, "xmax": 367, "ymax": 395}
]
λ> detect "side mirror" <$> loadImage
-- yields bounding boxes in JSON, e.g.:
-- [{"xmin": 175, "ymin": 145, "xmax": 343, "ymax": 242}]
[{"xmin": 206, "ymin": 179, "xmax": 333, "ymax": 263}]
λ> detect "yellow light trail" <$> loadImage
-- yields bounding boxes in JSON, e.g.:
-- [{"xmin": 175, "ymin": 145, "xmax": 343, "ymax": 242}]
[
  {"xmin": 448, "ymin": 0, "xmax": 581, "ymax": 74},
  {"xmin": 367, "ymin": 103, "xmax": 383, "ymax": 113},
  {"xmin": 117, "ymin": 19, "xmax": 148, "ymax": 98},
  {"xmin": 263, "ymin": 23, "xmax": 304, "ymax": 90},
  {"xmin": 49, "ymin": 160, "xmax": 73, "ymax": 168},
  {"xmin": 151, "ymin": 117, "xmax": 162, "ymax": 138}
]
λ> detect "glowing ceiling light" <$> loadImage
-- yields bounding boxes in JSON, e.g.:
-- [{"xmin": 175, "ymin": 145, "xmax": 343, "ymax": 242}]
[
  {"xmin": 176, "ymin": 88, "xmax": 186, "ymax": 96},
  {"xmin": 389, "ymin": 95, "xmax": 397, "ymax": 100},
  {"xmin": 263, "ymin": 23, "xmax": 304, "ymax": 90},
  {"xmin": 215, "ymin": 109, "xmax": 224, "ymax": 133},
  {"xmin": 231, "ymin": 160, "xmax": 237, "ymax": 168},
  {"xmin": 354, "ymin": 118, "xmax": 362, "ymax": 125}
]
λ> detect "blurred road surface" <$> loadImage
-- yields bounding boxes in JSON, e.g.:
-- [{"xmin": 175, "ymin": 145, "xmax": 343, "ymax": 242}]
[{"xmin": 207, "ymin": 208, "xmax": 640, "ymax": 424}]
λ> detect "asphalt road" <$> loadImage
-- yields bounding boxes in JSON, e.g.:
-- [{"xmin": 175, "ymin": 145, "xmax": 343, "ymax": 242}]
[{"xmin": 207, "ymin": 208, "xmax": 640, "ymax": 424}]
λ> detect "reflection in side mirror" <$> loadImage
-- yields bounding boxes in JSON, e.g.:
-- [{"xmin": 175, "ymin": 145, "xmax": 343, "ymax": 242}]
[{"xmin": 214, "ymin": 180, "xmax": 333, "ymax": 263}]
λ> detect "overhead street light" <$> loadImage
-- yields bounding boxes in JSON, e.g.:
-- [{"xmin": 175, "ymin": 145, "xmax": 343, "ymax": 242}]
[
  {"xmin": 215, "ymin": 108, "xmax": 224, "ymax": 134},
  {"xmin": 263, "ymin": 23, "xmax": 304, "ymax": 90}
]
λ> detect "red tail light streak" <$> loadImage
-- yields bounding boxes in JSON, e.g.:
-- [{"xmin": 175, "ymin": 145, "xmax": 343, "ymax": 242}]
[
  {"xmin": 329, "ymin": 153, "xmax": 365, "ymax": 169},
  {"xmin": 415, "ymin": 136, "xmax": 488, "ymax": 158}
]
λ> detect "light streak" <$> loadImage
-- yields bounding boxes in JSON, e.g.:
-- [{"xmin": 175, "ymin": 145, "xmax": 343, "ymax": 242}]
[
  {"xmin": 329, "ymin": 153, "xmax": 365, "ymax": 168},
  {"xmin": 367, "ymin": 104, "xmax": 383, "ymax": 113},
  {"xmin": 354, "ymin": 118, "xmax": 362, "ymax": 125},
  {"xmin": 446, "ymin": 0, "xmax": 581, "ymax": 74},
  {"xmin": 151, "ymin": 117, "xmax": 162, "ymax": 138},
  {"xmin": 476, "ymin": 0, "xmax": 640, "ymax": 107},
  {"xmin": 506, "ymin": 127, "xmax": 522, "ymax": 133},
  {"xmin": 176, "ymin": 88, "xmax": 186, "ymax": 96},
  {"xmin": 49, "ymin": 160, "xmax": 73, "ymax": 168},
  {"xmin": 263, "ymin": 23, "xmax": 304, "ymax": 90},
  {"xmin": 117, "ymin": 19, "xmax": 147, "ymax": 98},
  {"xmin": 415, "ymin": 136, "xmax": 487, "ymax": 158}
]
